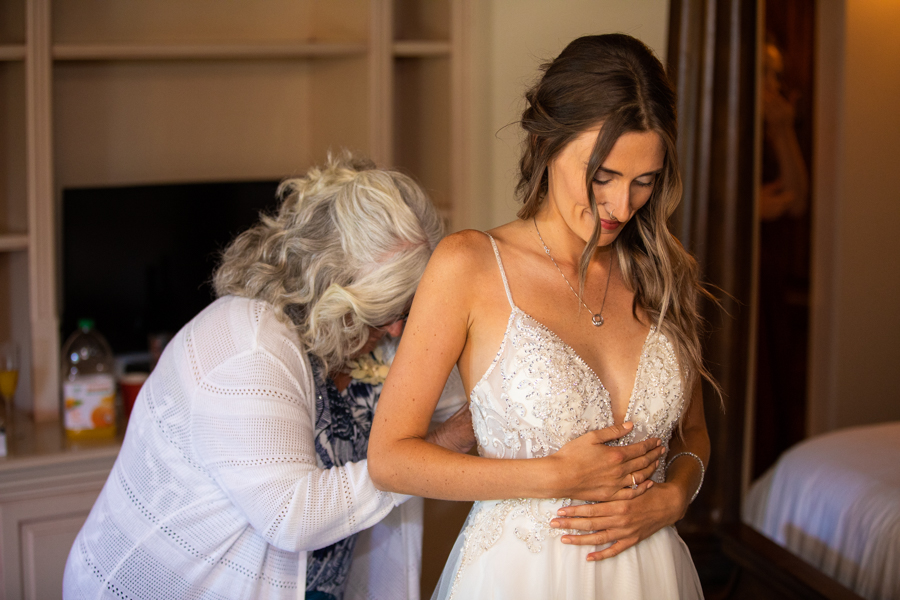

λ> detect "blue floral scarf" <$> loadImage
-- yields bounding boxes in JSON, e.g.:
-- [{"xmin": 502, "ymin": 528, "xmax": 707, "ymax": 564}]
[{"xmin": 305, "ymin": 355, "xmax": 381, "ymax": 600}]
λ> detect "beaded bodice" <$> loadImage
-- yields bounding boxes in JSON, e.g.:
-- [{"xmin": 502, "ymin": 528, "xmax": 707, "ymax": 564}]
[
  {"xmin": 452, "ymin": 236, "xmax": 686, "ymax": 581},
  {"xmin": 470, "ymin": 236, "xmax": 686, "ymax": 468},
  {"xmin": 470, "ymin": 309, "xmax": 683, "ymax": 469}
]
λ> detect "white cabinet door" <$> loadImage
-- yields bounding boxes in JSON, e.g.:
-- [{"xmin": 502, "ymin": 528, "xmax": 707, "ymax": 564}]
[
  {"xmin": 0, "ymin": 449, "xmax": 117, "ymax": 600},
  {"xmin": 0, "ymin": 486, "xmax": 104, "ymax": 600},
  {"xmin": 21, "ymin": 511, "xmax": 94, "ymax": 600}
]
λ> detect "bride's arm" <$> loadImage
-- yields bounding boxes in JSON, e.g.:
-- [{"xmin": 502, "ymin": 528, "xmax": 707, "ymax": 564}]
[
  {"xmin": 368, "ymin": 231, "xmax": 664, "ymax": 502},
  {"xmin": 548, "ymin": 377, "xmax": 710, "ymax": 560}
]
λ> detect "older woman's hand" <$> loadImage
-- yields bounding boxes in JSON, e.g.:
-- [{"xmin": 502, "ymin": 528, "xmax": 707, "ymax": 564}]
[
  {"xmin": 549, "ymin": 481, "xmax": 688, "ymax": 561},
  {"xmin": 425, "ymin": 402, "xmax": 475, "ymax": 454}
]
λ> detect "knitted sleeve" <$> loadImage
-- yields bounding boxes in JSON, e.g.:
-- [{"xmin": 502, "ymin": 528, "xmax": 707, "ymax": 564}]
[{"xmin": 191, "ymin": 317, "xmax": 399, "ymax": 553}]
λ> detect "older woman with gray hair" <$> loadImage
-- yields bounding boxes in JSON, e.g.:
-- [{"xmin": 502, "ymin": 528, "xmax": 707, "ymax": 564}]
[{"xmin": 63, "ymin": 155, "xmax": 472, "ymax": 600}]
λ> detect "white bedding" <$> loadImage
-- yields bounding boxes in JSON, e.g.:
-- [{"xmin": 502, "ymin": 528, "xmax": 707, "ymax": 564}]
[{"xmin": 743, "ymin": 421, "xmax": 900, "ymax": 600}]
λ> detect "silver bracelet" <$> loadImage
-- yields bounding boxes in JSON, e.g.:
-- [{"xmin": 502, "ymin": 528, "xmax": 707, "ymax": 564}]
[{"xmin": 665, "ymin": 451, "xmax": 705, "ymax": 504}]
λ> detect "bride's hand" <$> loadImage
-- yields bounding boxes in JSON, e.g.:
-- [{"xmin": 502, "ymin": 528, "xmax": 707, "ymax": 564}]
[
  {"xmin": 546, "ymin": 422, "xmax": 665, "ymax": 501},
  {"xmin": 548, "ymin": 481, "xmax": 689, "ymax": 560},
  {"xmin": 551, "ymin": 376, "xmax": 709, "ymax": 560}
]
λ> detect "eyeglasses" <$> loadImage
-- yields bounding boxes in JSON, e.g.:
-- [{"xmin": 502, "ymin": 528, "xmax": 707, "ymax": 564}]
[{"xmin": 375, "ymin": 310, "xmax": 410, "ymax": 331}]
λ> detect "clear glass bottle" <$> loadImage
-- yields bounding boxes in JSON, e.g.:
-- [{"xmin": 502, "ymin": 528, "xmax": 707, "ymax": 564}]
[{"xmin": 60, "ymin": 319, "xmax": 117, "ymax": 440}]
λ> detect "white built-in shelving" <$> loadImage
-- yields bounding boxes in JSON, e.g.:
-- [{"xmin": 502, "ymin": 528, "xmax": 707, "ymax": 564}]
[{"xmin": 0, "ymin": 0, "xmax": 474, "ymax": 424}]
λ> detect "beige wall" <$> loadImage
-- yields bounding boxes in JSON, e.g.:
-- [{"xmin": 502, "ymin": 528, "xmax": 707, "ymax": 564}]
[
  {"xmin": 466, "ymin": 0, "xmax": 670, "ymax": 230},
  {"xmin": 810, "ymin": 0, "xmax": 900, "ymax": 433}
]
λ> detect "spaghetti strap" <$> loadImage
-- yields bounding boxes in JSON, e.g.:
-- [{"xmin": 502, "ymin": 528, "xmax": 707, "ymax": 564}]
[{"xmin": 484, "ymin": 233, "xmax": 516, "ymax": 309}]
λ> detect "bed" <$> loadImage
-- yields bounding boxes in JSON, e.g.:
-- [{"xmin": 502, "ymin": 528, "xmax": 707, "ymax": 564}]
[{"xmin": 742, "ymin": 421, "xmax": 900, "ymax": 600}]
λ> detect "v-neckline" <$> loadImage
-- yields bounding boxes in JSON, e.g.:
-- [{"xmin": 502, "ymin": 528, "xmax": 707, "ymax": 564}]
[{"xmin": 472, "ymin": 305, "xmax": 656, "ymax": 427}]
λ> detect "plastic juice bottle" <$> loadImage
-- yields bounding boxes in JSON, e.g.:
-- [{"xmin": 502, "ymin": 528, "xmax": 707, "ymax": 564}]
[
  {"xmin": 0, "ymin": 370, "xmax": 17, "ymax": 401},
  {"xmin": 60, "ymin": 319, "xmax": 117, "ymax": 440}
]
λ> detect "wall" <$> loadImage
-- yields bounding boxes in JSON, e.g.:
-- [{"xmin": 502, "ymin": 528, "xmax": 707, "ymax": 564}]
[
  {"xmin": 809, "ymin": 0, "xmax": 900, "ymax": 433},
  {"xmin": 466, "ymin": 0, "xmax": 670, "ymax": 230}
]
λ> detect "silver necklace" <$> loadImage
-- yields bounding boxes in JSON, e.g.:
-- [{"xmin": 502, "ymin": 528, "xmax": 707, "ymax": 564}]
[{"xmin": 534, "ymin": 217, "xmax": 613, "ymax": 327}]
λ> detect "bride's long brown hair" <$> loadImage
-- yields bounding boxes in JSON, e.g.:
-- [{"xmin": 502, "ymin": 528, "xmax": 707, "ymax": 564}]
[{"xmin": 517, "ymin": 34, "xmax": 718, "ymax": 413}]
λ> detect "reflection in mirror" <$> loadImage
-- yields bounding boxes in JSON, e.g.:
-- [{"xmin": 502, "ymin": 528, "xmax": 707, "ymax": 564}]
[{"xmin": 753, "ymin": 0, "xmax": 814, "ymax": 480}]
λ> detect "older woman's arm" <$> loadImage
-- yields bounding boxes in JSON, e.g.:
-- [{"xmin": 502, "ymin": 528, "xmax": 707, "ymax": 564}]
[
  {"xmin": 191, "ymin": 335, "xmax": 470, "ymax": 554},
  {"xmin": 191, "ymin": 347, "xmax": 396, "ymax": 553}
]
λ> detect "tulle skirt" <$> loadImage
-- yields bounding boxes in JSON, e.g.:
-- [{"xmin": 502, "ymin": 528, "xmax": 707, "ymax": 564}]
[{"xmin": 431, "ymin": 500, "xmax": 703, "ymax": 600}]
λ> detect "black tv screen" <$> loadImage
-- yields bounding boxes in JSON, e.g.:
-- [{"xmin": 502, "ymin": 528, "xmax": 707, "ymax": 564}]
[{"xmin": 62, "ymin": 180, "xmax": 281, "ymax": 355}]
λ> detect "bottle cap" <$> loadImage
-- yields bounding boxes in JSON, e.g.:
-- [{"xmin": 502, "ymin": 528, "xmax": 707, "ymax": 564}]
[{"xmin": 77, "ymin": 318, "xmax": 95, "ymax": 331}]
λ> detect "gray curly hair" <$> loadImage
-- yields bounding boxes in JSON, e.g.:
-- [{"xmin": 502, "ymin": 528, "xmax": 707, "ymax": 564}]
[{"xmin": 213, "ymin": 153, "xmax": 443, "ymax": 372}]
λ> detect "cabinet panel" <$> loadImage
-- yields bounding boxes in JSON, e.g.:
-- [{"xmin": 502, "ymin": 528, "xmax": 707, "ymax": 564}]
[
  {"xmin": 0, "ymin": 1, "xmax": 25, "ymax": 45},
  {"xmin": 0, "ymin": 255, "xmax": 13, "ymax": 353},
  {"xmin": 0, "ymin": 62, "xmax": 27, "ymax": 236},
  {"xmin": 0, "ymin": 252, "xmax": 32, "ymax": 414},
  {"xmin": 394, "ymin": 0, "xmax": 450, "ymax": 41},
  {"xmin": 308, "ymin": 57, "xmax": 371, "ymax": 163},
  {"xmin": 0, "ymin": 59, "xmax": 31, "ymax": 417},
  {"xmin": 54, "ymin": 60, "xmax": 317, "ymax": 188},
  {"xmin": 0, "ymin": 485, "xmax": 103, "ymax": 600},
  {"xmin": 21, "ymin": 512, "xmax": 89, "ymax": 600},
  {"xmin": 308, "ymin": 0, "xmax": 371, "ymax": 44},
  {"xmin": 393, "ymin": 57, "xmax": 451, "ymax": 212},
  {"xmin": 52, "ymin": 0, "xmax": 367, "ymax": 45}
]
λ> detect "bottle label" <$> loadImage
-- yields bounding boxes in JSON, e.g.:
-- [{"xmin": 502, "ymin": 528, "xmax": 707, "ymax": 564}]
[{"xmin": 64, "ymin": 374, "xmax": 116, "ymax": 431}]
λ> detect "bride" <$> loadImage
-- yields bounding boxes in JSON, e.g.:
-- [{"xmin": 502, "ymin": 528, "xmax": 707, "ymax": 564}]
[{"xmin": 369, "ymin": 34, "xmax": 713, "ymax": 599}]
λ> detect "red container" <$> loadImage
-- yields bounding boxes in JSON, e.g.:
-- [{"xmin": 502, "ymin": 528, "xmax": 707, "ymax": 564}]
[{"xmin": 119, "ymin": 372, "xmax": 148, "ymax": 420}]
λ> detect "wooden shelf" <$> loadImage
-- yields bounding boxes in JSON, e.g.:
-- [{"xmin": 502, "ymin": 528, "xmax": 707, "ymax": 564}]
[
  {"xmin": 0, "ymin": 45, "xmax": 26, "ymax": 61},
  {"xmin": 393, "ymin": 40, "xmax": 451, "ymax": 57},
  {"xmin": 53, "ymin": 42, "xmax": 368, "ymax": 61},
  {"xmin": 0, "ymin": 234, "xmax": 28, "ymax": 252}
]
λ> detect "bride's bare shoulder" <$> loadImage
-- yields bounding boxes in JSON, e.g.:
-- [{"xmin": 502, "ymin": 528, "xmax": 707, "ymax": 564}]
[
  {"xmin": 426, "ymin": 220, "xmax": 533, "ymax": 284},
  {"xmin": 442, "ymin": 218, "xmax": 533, "ymax": 257},
  {"xmin": 485, "ymin": 219, "xmax": 533, "ymax": 251},
  {"xmin": 414, "ymin": 230, "xmax": 500, "ymax": 312},
  {"xmin": 429, "ymin": 229, "xmax": 496, "ymax": 273},
  {"xmin": 424, "ymin": 227, "xmax": 523, "ymax": 297}
]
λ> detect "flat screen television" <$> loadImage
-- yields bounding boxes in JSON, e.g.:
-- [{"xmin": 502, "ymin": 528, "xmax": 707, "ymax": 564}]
[{"xmin": 62, "ymin": 180, "xmax": 282, "ymax": 356}]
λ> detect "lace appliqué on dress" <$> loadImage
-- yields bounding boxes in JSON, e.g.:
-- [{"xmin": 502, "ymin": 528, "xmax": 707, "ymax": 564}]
[
  {"xmin": 471, "ymin": 313, "xmax": 614, "ymax": 460},
  {"xmin": 609, "ymin": 327, "xmax": 686, "ymax": 484},
  {"xmin": 459, "ymin": 497, "xmax": 576, "ymax": 560}
]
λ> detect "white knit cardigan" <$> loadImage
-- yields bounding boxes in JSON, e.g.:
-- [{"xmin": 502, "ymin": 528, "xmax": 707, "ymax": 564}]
[{"xmin": 63, "ymin": 295, "xmax": 465, "ymax": 600}]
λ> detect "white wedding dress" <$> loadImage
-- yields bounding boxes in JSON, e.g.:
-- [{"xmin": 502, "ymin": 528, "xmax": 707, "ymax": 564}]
[{"xmin": 431, "ymin": 235, "xmax": 703, "ymax": 599}]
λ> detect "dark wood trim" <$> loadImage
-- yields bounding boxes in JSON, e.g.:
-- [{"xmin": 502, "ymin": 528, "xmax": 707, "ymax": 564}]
[
  {"xmin": 666, "ymin": 5, "xmax": 866, "ymax": 600},
  {"xmin": 666, "ymin": 0, "xmax": 758, "ymax": 532},
  {"xmin": 720, "ymin": 524, "xmax": 866, "ymax": 600}
]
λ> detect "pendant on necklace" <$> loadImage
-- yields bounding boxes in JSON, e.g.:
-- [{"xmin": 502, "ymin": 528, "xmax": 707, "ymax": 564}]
[{"xmin": 592, "ymin": 314, "xmax": 604, "ymax": 327}]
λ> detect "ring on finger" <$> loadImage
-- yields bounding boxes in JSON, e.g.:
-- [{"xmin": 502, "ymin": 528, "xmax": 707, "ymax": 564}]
[{"xmin": 630, "ymin": 473, "xmax": 638, "ymax": 490}]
